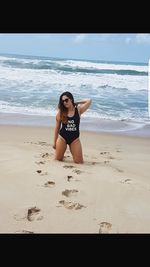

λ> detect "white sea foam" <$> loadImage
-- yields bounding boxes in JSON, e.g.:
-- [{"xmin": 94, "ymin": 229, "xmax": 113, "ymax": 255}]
[
  {"xmin": 56, "ymin": 59, "xmax": 148, "ymax": 72},
  {"xmin": 0, "ymin": 55, "xmax": 147, "ymax": 71},
  {"xmin": 0, "ymin": 100, "xmax": 56, "ymax": 116},
  {"xmin": 0, "ymin": 64, "xmax": 147, "ymax": 92},
  {"xmin": 0, "ymin": 54, "xmax": 149, "ymax": 126}
]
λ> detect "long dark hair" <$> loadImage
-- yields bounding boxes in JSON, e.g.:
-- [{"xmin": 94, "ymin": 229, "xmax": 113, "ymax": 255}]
[{"xmin": 58, "ymin": 91, "xmax": 75, "ymax": 124}]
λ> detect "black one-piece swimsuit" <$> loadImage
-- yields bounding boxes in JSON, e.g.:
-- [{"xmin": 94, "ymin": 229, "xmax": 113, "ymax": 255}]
[{"xmin": 59, "ymin": 107, "xmax": 80, "ymax": 145}]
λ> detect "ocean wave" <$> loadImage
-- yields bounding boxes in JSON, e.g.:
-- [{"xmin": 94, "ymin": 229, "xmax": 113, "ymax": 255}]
[
  {"xmin": 0, "ymin": 55, "xmax": 148, "ymax": 76},
  {"xmin": 0, "ymin": 54, "xmax": 148, "ymax": 125}
]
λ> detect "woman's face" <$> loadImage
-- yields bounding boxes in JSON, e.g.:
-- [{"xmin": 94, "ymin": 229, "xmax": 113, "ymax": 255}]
[{"xmin": 61, "ymin": 95, "xmax": 72, "ymax": 108}]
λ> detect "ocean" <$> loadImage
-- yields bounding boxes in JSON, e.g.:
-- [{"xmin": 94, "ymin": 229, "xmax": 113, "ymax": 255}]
[{"xmin": 0, "ymin": 53, "xmax": 150, "ymax": 137}]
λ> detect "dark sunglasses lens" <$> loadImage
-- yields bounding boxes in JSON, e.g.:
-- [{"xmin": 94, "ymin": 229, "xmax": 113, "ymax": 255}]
[{"xmin": 63, "ymin": 98, "xmax": 69, "ymax": 103}]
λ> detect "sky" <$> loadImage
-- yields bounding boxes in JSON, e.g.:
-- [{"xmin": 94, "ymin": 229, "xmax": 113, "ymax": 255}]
[{"xmin": 0, "ymin": 33, "xmax": 150, "ymax": 63}]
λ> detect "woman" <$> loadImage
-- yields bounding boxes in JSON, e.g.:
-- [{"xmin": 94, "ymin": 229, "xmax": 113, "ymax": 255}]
[{"xmin": 53, "ymin": 91, "xmax": 92, "ymax": 163}]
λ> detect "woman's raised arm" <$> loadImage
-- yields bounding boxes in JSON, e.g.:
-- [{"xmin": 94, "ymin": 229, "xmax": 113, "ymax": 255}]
[{"xmin": 76, "ymin": 99, "xmax": 92, "ymax": 115}]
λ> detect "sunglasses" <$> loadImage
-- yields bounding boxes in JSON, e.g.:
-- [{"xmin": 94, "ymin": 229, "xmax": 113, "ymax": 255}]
[{"xmin": 62, "ymin": 98, "xmax": 69, "ymax": 103}]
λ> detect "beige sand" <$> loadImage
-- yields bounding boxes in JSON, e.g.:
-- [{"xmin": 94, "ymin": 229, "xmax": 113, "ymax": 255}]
[{"xmin": 0, "ymin": 125, "xmax": 150, "ymax": 233}]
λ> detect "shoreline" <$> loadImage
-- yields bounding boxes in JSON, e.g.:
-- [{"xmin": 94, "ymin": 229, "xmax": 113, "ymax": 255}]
[
  {"xmin": 0, "ymin": 124, "xmax": 150, "ymax": 233},
  {"xmin": 0, "ymin": 112, "xmax": 150, "ymax": 138}
]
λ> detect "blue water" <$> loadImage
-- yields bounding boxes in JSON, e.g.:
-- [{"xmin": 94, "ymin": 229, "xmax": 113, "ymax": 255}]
[{"xmin": 0, "ymin": 53, "xmax": 149, "ymax": 135}]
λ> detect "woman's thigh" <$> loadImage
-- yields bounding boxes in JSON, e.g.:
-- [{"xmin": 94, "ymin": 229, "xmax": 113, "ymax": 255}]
[
  {"xmin": 55, "ymin": 136, "xmax": 67, "ymax": 161},
  {"xmin": 69, "ymin": 139, "xmax": 83, "ymax": 163}
]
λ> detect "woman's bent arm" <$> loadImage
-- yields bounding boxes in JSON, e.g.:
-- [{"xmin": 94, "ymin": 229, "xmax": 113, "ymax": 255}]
[{"xmin": 76, "ymin": 99, "xmax": 92, "ymax": 115}]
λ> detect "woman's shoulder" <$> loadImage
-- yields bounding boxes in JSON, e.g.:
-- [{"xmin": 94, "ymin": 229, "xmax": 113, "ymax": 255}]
[{"xmin": 56, "ymin": 110, "xmax": 61, "ymax": 121}]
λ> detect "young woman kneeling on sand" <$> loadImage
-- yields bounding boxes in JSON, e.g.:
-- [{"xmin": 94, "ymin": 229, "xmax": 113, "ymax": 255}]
[{"xmin": 53, "ymin": 91, "xmax": 92, "ymax": 164}]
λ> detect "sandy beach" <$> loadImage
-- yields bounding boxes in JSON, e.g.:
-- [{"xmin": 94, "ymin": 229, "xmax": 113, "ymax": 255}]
[{"xmin": 0, "ymin": 124, "xmax": 150, "ymax": 233}]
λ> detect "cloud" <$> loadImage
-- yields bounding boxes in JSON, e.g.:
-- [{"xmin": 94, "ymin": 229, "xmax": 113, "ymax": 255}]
[
  {"xmin": 73, "ymin": 34, "xmax": 88, "ymax": 43},
  {"xmin": 135, "ymin": 34, "xmax": 150, "ymax": 44}
]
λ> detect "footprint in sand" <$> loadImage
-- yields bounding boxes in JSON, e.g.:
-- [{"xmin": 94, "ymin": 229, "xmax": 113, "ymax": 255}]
[
  {"xmin": 41, "ymin": 152, "xmax": 53, "ymax": 158},
  {"xmin": 62, "ymin": 189, "xmax": 78, "ymax": 197},
  {"xmin": 63, "ymin": 165, "xmax": 75, "ymax": 169},
  {"xmin": 115, "ymin": 168, "xmax": 124, "ymax": 173},
  {"xmin": 38, "ymin": 141, "xmax": 50, "ymax": 146},
  {"xmin": 14, "ymin": 206, "xmax": 43, "ymax": 222},
  {"xmin": 85, "ymin": 161, "xmax": 97, "ymax": 166},
  {"xmin": 98, "ymin": 222, "xmax": 112, "ymax": 233},
  {"xmin": 73, "ymin": 169, "xmax": 82, "ymax": 174},
  {"xmin": 109, "ymin": 165, "xmax": 124, "ymax": 173},
  {"xmin": 120, "ymin": 178, "xmax": 132, "ymax": 184},
  {"xmin": 100, "ymin": 152, "xmax": 116, "ymax": 160},
  {"xmin": 36, "ymin": 170, "xmax": 48, "ymax": 176},
  {"xmin": 44, "ymin": 181, "xmax": 55, "ymax": 187},
  {"xmin": 108, "ymin": 156, "xmax": 115, "ymax": 160},
  {"xmin": 66, "ymin": 175, "xmax": 80, "ymax": 182},
  {"xmin": 37, "ymin": 170, "xmax": 42, "ymax": 173},
  {"xmin": 58, "ymin": 200, "xmax": 86, "ymax": 210},
  {"xmin": 24, "ymin": 141, "xmax": 37, "ymax": 145},
  {"xmin": 100, "ymin": 152, "xmax": 110, "ymax": 155},
  {"xmin": 67, "ymin": 175, "xmax": 73, "ymax": 182},
  {"xmin": 24, "ymin": 141, "xmax": 50, "ymax": 147},
  {"xmin": 104, "ymin": 160, "xmax": 110, "ymax": 164},
  {"xmin": 27, "ymin": 207, "xmax": 43, "ymax": 222},
  {"xmin": 35, "ymin": 161, "xmax": 46, "ymax": 165}
]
